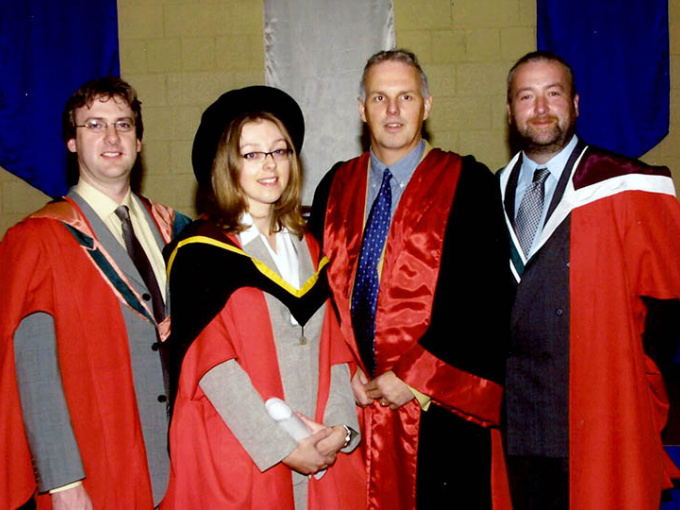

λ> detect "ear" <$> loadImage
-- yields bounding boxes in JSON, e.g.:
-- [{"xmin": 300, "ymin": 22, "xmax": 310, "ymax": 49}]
[
  {"xmin": 136, "ymin": 139, "xmax": 142, "ymax": 153},
  {"xmin": 506, "ymin": 102, "xmax": 512, "ymax": 125},
  {"xmin": 358, "ymin": 98, "xmax": 367, "ymax": 123},
  {"xmin": 67, "ymin": 138, "xmax": 77, "ymax": 153},
  {"xmin": 573, "ymin": 94, "xmax": 580, "ymax": 118},
  {"xmin": 422, "ymin": 95, "xmax": 433, "ymax": 121}
]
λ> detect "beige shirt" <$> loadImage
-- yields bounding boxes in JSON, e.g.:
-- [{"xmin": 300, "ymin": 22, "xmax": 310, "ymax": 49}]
[{"xmin": 73, "ymin": 181, "xmax": 166, "ymax": 300}]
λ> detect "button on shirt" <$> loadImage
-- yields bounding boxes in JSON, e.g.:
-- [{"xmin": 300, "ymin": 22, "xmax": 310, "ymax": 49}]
[
  {"xmin": 73, "ymin": 181, "xmax": 167, "ymax": 300},
  {"xmin": 514, "ymin": 135, "xmax": 578, "ymax": 257},
  {"xmin": 366, "ymin": 140, "xmax": 426, "ymax": 221}
]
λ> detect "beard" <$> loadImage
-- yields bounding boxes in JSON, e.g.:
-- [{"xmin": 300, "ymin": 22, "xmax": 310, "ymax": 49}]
[{"xmin": 512, "ymin": 114, "xmax": 576, "ymax": 158}]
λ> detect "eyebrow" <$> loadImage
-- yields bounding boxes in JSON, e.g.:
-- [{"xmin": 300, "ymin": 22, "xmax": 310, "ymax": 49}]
[
  {"xmin": 513, "ymin": 82, "xmax": 566, "ymax": 96},
  {"xmin": 240, "ymin": 138, "xmax": 287, "ymax": 149},
  {"xmin": 368, "ymin": 89, "xmax": 418, "ymax": 97},
  {"xmin": 82, "ymin": 115, "xmax": 134, "ymax": 121}
]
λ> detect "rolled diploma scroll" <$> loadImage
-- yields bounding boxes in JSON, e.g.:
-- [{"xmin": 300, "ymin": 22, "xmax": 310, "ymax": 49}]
[{"xmin": 265, "ymin": 397, "xmax": 326, "ymax": 479}]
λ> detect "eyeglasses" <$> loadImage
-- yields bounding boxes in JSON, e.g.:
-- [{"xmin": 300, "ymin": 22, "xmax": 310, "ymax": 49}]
[
  {"xmin": 75, "ymin": 119, "xmax": 135, "ymax": 133},
  {"xmin": 241, "ymin": 148, "xmax": 293, "ymax": 162}
]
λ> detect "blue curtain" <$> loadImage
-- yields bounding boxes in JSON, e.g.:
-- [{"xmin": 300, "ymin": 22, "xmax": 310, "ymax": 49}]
[
  {"xmin": 537, "ymin": 0, "xmax": 669, "ymax": 158},
  {"xmin": 0, "ymin": 0, "xmax": 120, "ymax": 198}
]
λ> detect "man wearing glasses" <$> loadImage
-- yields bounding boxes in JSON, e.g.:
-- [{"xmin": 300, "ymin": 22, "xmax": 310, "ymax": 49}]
[{"xmin": 0, "ymin": 77, "xmax": 189, "ymax": 509}]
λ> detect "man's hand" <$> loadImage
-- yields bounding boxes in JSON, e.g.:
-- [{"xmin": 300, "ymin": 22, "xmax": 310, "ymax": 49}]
[
  {"xmin": 365, "ymin": 370, "xmax": 415, "ymax": 410},
  {"xmin": 351, "ymin": 367, "xmax": 373, "ymax": 407},
  {"xmin": 51, "ymin": 484, "xmax": 93, "ymax": 510}
]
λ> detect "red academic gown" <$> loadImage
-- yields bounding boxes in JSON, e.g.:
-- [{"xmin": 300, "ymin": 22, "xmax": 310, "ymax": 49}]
[
  {"xmin": 501, "ymin": 145, "xmax": 680, "ymax": 509},
  {"xmin": 315, "ymin": 148, "xmax": 513, "ymax": 510},
  {"xmin": 162, "ymin": 223, "xmax": 366, "ymax": 509},
  {"xmin": 0, "ymin": 196, "xmax": 184, "ymax": 509}
]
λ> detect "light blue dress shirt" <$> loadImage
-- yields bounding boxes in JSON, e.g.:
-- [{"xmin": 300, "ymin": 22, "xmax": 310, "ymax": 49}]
[
  {"xmin": 366, "ymin": 140, "xmax": 426, "ymax": 220},
  {"xmin": 514, "ymin": 135, "xmax": 578, "ymax": 256}
]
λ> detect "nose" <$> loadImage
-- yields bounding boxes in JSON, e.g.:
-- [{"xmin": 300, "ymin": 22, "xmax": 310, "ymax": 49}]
[
  {"xmin": 535, "ymin": 95, "xmax": 548, "ymax": 114},
  {"xmin": 104, "ymin": 123, "xmax": 121, "ymax": 143},
  {"xmin": 262, "ymin": 152, "xmax": 277, "ymax": 169},
  {"xmin": 386, "ymin": 97, "xmax": 399, "ymax": 116}
]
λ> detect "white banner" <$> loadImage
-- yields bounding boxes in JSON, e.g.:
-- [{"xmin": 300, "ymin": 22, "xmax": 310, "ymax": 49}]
[{"xmin": 264, "ymin": 0, "xmax": 395, "ymax": 205}]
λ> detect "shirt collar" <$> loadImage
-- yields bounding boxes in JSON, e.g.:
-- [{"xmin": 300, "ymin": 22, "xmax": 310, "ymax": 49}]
[
  {"xmin": 237, "ymin": 212, "xmax": 260, "ymax": 246},
  {"xmin": 73, "ymin": 180, "xmax": 133, "ymax": 221},
  {"xmin": 237, "ymin": 212, "xmax": 290, "ymax": 247},
  {"xmin": 369, "ymin": 140, "xmax": 426, "ymax": 186},
  {"xmin": 522, "ymin": 135, "xmax": 579, "ymax": 181}
]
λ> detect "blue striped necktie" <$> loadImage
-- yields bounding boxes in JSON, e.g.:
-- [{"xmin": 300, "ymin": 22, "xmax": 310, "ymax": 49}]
[{"xmin": 351, "ymin": 168, "xmax": 392, "ymax": 376}]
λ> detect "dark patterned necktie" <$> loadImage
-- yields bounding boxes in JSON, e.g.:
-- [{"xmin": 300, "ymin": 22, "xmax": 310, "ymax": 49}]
[
  {"xmin": 115, "ymin": 205, "xmax": 165, "ymax": 322},
  {"xmin": 351, "ymin": 168, "xmax": 392, "ymax": 376},
  {"xmin": 515, "ymin": 167, "xmax": 550, "ymax": 256}
]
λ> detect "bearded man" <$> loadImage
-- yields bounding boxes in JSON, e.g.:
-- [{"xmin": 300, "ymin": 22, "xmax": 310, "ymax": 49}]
[{"xmin": 500, "ymin": 50, "xmax": 680, "ymax": 510}]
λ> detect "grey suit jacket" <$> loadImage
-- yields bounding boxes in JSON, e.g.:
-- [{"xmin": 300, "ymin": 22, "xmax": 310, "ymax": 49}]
[
  {"xmin": 14, "ymin": 190, "xmax": 170, "ymax": 504},
  {"xmin": 199, "ymin": 232, "xmax": 358, "ymax": 508}
]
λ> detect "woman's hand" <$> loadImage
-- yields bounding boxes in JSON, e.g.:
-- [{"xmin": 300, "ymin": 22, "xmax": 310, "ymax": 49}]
[
  {"xmin": 282, "ymin": 427, "xmax": 333, "ymax": 475},
  {"xmin": 297, "ymin": 414, "xmax": 347, "ymax": 458},
  {"xmin": 316, "ymin": 425, "xmax": 349, "ymax": 458}
]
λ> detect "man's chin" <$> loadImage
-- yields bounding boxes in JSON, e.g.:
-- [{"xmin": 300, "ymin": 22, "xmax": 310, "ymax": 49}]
[
  {"xmin": 524, "ymin": 127, "xmax": 561, "ymax": 145},
  {"xmin": 520, "ymin": 129, "xmax": 572, "ymax": 154},
  {"xmin": 522, "ymin": 139, "xmax": 569, "ymax": 158}
]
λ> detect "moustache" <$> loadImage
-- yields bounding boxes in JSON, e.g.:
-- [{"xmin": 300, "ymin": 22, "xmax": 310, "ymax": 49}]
[{"xmin": 529, "ymin": 115, "xmax": 558, "ymax": 124}]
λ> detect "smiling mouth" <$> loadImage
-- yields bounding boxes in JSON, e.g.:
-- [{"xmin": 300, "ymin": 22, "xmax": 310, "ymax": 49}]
[
  {"xmin": 102, "ymin": 151, "xmax": 123, "ymax": 157},
  {"xmin": 259, "ymin": 177, "xmax": 278, "ymax": 185},
  {"xmin": 530, "ymin": 116, "xmax": 557, "ymax": 126}
]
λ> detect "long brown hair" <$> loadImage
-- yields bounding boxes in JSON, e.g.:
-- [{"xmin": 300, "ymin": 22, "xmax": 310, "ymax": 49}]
[{"xmin": 210, "ymin": 112, "xmax": 305, "ymax": 237}]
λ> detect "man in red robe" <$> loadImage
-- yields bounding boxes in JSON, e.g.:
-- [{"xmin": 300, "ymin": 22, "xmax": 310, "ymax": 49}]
[
  {"xmin": 310, "ymin": 49, "xmax": 512, "ymax": 509},
  {"xmin": 0, "ymin": 77, "xmax": 189, "ymax": 509},
  {"xmin": 501, "ymin": 50, "xmax": 680, "ymax": 509}
]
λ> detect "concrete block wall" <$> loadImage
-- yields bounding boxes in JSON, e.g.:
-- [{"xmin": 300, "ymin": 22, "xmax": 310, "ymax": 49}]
[
  {"xmin": 117, "ymin": 0, "xmax": 265, "ymax": 216},
  {"xmin": 394, "ymin": 0, "xmax": 536, "ymax": 171},
  {"xmin": 0, "ymin": 0, "xmax": 266, "ymax": 237},
  {"xmin": 1, "ymin": 0, "xmax": 679, "ymax": 237}
]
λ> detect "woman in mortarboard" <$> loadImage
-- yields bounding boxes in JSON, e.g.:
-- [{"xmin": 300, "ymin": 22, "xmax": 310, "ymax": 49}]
[{"xmin": 161, "ymin": 86, "xmax": 365, "ymax": 509}]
